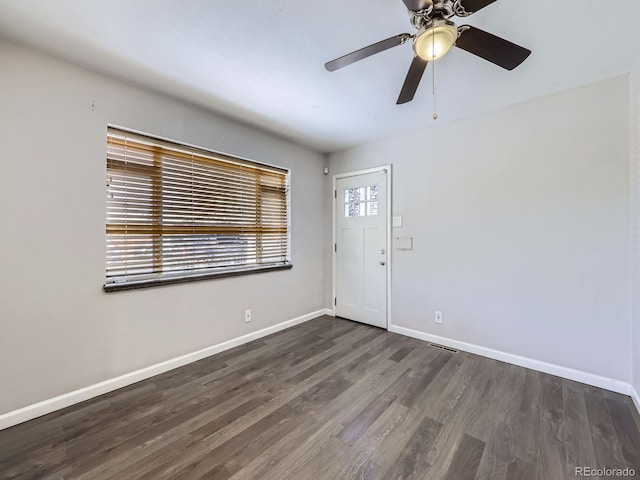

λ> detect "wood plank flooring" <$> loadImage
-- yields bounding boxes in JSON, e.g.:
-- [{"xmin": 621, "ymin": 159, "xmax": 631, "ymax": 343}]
[{"xmin": 1, "ymin": 316, "xmax": 639, "ymax": 479}]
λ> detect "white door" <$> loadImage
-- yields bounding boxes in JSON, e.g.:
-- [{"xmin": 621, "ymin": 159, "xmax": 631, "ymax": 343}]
[{"xmin": 335, "ymin": 169, "xmax": 388, "ymax": 328}]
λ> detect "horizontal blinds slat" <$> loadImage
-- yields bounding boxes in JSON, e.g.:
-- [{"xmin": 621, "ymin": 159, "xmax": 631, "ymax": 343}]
[
  {"xmin": 105, "ymin": 249, "xmax": 288, "ymax": 266},
  {"xmin": 106, "ymin": 243, "xmax": 287, "ymax": 254},
  {"xmin": 106, "ymin": 240, "xmax": 286, "ymax": 250},
  {"xmin": 107, "ymin": 161, "xmax": 286, "ymax": 190},
  {"xmin": 106, "ymin": 240, "xmax": 287, "ymax": 250},
  {"xmin": 107, "ymin": 165, "xmax": 283, "ymax": 188},
  {"xmin": 107, "ymin": 252, "xmax": 288, "ymax": 270},
  {"xmin": 106, "ymin": 128, "xmax": 290, "ymax": 284},
  {"xmin": 107, "ymin": 134, "xmax": 287, "ymax": 176},
  {"xmin": 107, "ymin": 223, "xmax": 286, "ymax": 233},
  {"xmin": 106, "ymin": 179, "xmax": 285, "ymax": 197},
  {"xmin": 106, "ymin": 178, "xmax": 282, "ymax": 195},
  {"xmin": 107, "ymin": 250, "xmax": 287, "ymax": 264},
  {"xmin": 107, "ymin": 255, "xmax": 287, "ymax": 269}
]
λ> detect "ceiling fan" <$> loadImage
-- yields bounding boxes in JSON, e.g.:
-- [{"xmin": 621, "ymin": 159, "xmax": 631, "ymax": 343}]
[{"xmin": 325, "ymin": 0, "xmax": 531, "ymax": 105}]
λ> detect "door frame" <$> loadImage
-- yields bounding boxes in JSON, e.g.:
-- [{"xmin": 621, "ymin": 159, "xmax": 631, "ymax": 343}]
[{"xmin": 332, "ymin": 165, "xmax": 392, "ymax": 329}]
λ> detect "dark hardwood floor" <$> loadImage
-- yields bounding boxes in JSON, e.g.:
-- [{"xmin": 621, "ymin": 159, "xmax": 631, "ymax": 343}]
[{"xmin": 1, "ymin": 316, "xmax": 639, "ymax": 479}]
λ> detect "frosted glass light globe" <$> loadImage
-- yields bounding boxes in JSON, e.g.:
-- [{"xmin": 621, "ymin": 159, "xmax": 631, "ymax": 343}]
[{"xmin": 414, "ymin": 22, "xmax": 457, "ymax": 61}]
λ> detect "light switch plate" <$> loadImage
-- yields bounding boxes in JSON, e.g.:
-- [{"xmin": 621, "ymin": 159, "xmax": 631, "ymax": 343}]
[{"xmin": 392, "ymin": 216, "xmax": 403, "ymax": 227}]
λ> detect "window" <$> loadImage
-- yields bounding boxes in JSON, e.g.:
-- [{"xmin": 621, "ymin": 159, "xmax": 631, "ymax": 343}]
[
  {"xmin": 105, "ymin": 127, "xmax": 291, "ymax": 291},
  {"xmin": 344, "ymin": 185, "xmax": 378, "ymax": 217}
]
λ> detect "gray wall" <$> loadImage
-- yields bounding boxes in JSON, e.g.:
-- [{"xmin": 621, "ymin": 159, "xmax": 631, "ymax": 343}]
[
  {"xmin": 1, "ymin": 37, "xmax": 637, "ymax": 417},
  {"xmin": 329, "ymin": 76, "xmax": 632, "ymax": 383},
  {"xmin": 0, "ymin": 40, "xmax": 326, "ymax": 414}
]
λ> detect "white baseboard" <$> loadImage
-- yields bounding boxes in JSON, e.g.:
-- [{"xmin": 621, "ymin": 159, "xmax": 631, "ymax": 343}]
[
  {"xmin": 388, "ymin": 324, "xmax": 632, "ymax": 396},
  {"xmin": 0, "ymin": 308, "xmax": 332, "ymax": 431},
  {"xmin": 632, "ymin": 386, "xmax": 640, "ymax": 416}
]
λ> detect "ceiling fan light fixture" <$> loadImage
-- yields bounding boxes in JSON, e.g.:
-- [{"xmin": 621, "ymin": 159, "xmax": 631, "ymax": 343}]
[{"xmin": 414, "ymin": 21, "xmax": 458, "ymax": 61}]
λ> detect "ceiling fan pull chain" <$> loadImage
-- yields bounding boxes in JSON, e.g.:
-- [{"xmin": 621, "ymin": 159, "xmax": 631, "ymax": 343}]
[
  {"xmin": 432, "ymin": 44, "xmax": 438, "ymax": 120},
  {"xmin": 431, "ymin": 24, "xmax": 438, "ymax": 120}
]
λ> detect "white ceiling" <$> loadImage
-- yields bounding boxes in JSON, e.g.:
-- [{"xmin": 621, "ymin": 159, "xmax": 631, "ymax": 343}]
[{"xmin": 0, "ymin": 0, "xmax": 639, "ymax": 153}]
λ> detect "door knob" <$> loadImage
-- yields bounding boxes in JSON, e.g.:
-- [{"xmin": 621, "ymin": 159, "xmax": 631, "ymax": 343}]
[
  {"xmin": 380, "ymin": 261, "xmax": 386, "ymax": 266},
  {"xmin": 380, "ymin": 249, "xmax": 385, "ymax": 254}
]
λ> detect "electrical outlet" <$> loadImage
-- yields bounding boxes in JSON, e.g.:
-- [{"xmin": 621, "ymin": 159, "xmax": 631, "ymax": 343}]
[
  {"xmin": 435, "ymin": 311, "xmax": 443, "ymax": 324},
  {"xmin": 244, "ymin": 309, "xmax": 252, "ymax": 322}
]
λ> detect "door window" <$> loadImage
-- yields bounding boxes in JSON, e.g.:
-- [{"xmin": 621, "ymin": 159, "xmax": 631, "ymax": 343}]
[{"xmin": 344, "ymin": 185, "xmax": 378, "ymax": 217}]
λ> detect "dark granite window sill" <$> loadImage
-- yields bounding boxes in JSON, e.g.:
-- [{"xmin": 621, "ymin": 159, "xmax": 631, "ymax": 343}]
[{"xmin": 103, "ymin": 263, "xmax": 293, "ymax": 292}]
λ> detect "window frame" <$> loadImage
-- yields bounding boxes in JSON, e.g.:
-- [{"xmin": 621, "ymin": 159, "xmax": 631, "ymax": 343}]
[{"xmin": 104, "ymin": 125, "xmax": 292, "ymax": 292}]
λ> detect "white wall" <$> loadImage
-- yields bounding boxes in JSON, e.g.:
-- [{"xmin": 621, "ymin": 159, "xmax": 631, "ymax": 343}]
[
  {"xmin": 330, "ymin": 76, "xmax": 632, "ymax": 383},
  {"xmin": 0, "ymin": 40, "xmax": 326, "ymax": 415}
]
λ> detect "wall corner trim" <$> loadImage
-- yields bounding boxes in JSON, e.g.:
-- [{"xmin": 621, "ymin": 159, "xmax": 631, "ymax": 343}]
[
  {"xmin": 388, "ymin": 324, "xmax": 633, "ymax": 396},
  {"xmin": 0, "ymin": 308, "xmax": 332, "ymax": 431}
]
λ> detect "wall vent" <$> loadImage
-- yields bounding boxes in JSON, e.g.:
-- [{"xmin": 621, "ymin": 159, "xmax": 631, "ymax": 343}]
[{"xmin": 428, "ymin": 343, "xmax": 458, "ymax": 353}]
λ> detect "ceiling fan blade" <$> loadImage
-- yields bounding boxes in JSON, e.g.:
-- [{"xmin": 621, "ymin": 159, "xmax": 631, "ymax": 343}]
[
  {"xmin": 397, "ymin": 55, "xmax": 428, "ymax": 104},
  {"xmin": 325, "ymin": 34, "xmax": 411, "ymax": 72},
  {"xmin": 457, "ymin": 0, "xmax": 497, "ymax": 14},
  {"xmin": 402, "ymin": 0, "xmax": 432, "ymax": 11},
  {"xmin": 455, "ymin": 26, "xmax": 531, "ymax": 70}
]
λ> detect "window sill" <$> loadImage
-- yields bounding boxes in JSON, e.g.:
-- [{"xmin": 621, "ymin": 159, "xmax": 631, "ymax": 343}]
[{"xmin": 103, "ymin": 263, "xmax": 293, "ymax": 292}]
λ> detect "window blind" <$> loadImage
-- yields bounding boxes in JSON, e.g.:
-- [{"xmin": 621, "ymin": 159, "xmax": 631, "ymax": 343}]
[{"xmin": 105, "ymin": 127, "xmax": 290, "ymax": 290}]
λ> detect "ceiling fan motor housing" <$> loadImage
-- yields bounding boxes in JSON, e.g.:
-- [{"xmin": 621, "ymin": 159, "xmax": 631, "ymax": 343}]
[{"xmin": 410, "ymin": 0, "xmax": 456, "ymax": 29}]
